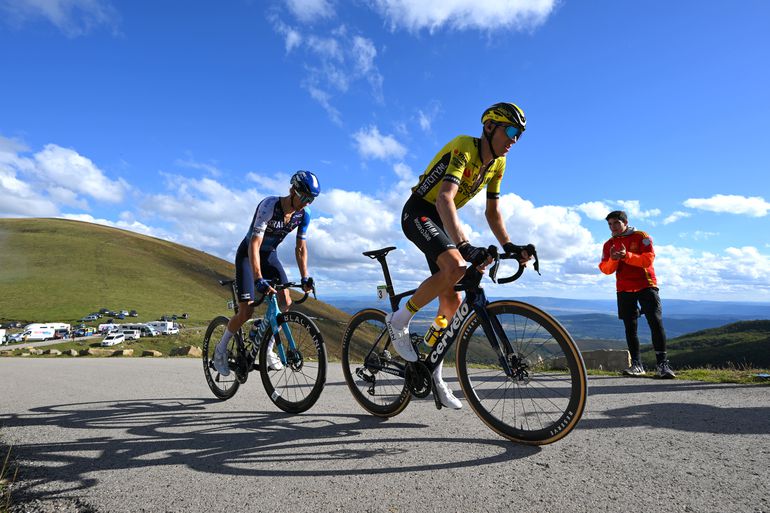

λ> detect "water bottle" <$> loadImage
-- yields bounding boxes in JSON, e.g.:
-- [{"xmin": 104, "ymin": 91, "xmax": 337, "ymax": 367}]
[{"xmin": 424, "ymin": 315, "xmax": 448, "ymax": 347}]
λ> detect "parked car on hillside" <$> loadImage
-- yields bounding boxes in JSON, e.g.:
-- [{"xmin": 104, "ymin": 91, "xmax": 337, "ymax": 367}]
[
  {"xmin": 101, "ymin": 333, "xmax": 125, "ymax": 347},
  {"xmin": 80, "ymin": 315, "xmax": 98, "ymax": 322},
  {"xmin": 129, "ymin": 310, "xmax": 138, "ymax": 317},
  {"xmin": 7, "ymin": 333, "xmax": 25, "ymax": 343},
  {"xmin": 121, "ymin": 329, "xmax": 140, "ymax": 340}
]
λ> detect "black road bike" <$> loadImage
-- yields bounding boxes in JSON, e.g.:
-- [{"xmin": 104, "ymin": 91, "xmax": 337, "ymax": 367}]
[
  {"xmin": 203, "ymin": 280, "xmax": 327, "ymax": 414},
  {"xmin": 341, "ymin": 246, "xmax": 587, "ymax": 445}
]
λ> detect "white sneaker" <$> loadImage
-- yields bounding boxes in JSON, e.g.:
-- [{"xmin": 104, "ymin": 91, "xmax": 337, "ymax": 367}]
[
  {"xmin": 213, "ymin": 346, "xmax": 230, "ymax": 376},
  {"xmin": 434, "ymin": 378, "xmax": 462, "ymax": 409},
  {"xmin": 266, "ymin": 350, "xmax": 284, "ymax": 370},
  {"xmin": 385, "ymin": 312, "xmax": 418, "ymax": 362}
]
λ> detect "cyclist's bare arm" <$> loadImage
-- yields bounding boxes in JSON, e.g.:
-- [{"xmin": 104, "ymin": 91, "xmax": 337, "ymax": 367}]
[
  {"xmin": 295, "ymin": 238, "xmax": 309, "ymax": 281},
  {"xmin": 485, "ymin": 197, "xmax": 511, "ymax": 247},
  {"xmin": 435, "ymin": 181, "xmax": 467, "ymax": 246}
]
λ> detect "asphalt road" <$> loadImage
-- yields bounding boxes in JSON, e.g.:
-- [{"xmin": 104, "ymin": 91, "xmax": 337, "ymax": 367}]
[{"xmin": 1, "ymin": 358, "xmax": 768, "ymax": 513}]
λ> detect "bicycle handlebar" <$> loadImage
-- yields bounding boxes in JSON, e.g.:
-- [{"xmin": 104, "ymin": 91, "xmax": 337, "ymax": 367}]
[
  {"xmin": 248, "ymin": 281, "xmax": 315, "ymax": 307},
  {"xmin": 489, "ymin": 243, "xmax": 540, "ymax": 284}
]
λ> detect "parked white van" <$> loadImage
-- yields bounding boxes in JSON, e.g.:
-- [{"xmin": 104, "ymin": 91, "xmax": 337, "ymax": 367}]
[
  {"xmin": 121, "ymin": 329, "xmax": 141, "ymax": 341},
  {"xmin": 101, "ymin": 332, "xmax": 125, "ymax": 346},
  {"xmin": 98, "ymin": 323, "xmax": 121, "ymax": 333},
  {"xmin": 147, "ymin": 321, "xmax": 179, "ymax": 335}
]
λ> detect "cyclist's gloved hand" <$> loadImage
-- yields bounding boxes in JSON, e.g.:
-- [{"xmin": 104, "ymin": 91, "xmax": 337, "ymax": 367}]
[
  {"xmin": 458, "ymin": 241, "xmax": 488, "ymax": 265},
  {"xmin": 255, "ymin": 278, "xmax": 271, "ymax": 294},
  {"xmin": 503, "ymin": 242, "xmax": 534, "ymax": 265},
  {"xmin": 301, "ymin": 276, "xmax": 314, "ymax": 291}
]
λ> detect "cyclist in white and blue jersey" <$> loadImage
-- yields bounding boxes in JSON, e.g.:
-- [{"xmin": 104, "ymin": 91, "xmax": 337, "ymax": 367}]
[{"xmin": 213, "ymin": 171, "xmax": 321, "ymax": 376}]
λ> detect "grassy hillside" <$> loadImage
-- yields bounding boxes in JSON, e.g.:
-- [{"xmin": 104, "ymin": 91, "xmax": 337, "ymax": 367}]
[
  {"xmin": 642, "ymin": 319, "xmax": 770, "ymax": 368},
  {"xmin": 0, "ymin": 218, "xmax": 353, "ymax": 358}
]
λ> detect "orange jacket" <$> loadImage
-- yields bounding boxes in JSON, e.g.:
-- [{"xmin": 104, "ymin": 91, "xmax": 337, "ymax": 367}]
[{"xmin": 599, "ymin": 228, "xmax": 657, "ymax": 292}]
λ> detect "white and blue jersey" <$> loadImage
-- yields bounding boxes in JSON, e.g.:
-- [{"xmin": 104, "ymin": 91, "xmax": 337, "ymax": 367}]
[
  {"xmin": 244, "ymin": 196, "xmax": 310, "ymax": 251},
  {"xmin": 234, "ymin": 196, "xmax": 310, "ymax": 302}
]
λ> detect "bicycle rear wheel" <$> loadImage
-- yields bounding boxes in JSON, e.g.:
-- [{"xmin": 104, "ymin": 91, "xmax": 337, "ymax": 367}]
[
  {"xmin": 202, "ymin": 316, "xmax": 240, "ymax": 400},
  {"xmin": 341, "ymin": 309, "xmax": 411, "ymax": 417},
  {"xmin": 259, "ymin": 311, "xmax": 327, "ymax": 414},
  {"xmin": 456, "ymin": 300, "xmax": 587, "ymax": 445}
]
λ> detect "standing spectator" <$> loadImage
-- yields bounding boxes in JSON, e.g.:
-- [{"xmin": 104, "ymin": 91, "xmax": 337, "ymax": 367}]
[{"xmin": 599, "ymin": 210, "xmax": 675, "ymax": 378}]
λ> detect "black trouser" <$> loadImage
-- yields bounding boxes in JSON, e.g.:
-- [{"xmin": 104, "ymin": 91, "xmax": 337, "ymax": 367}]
[{"xmin": 617, "ymin": 287, "xmax": 667, "ymax": 362}]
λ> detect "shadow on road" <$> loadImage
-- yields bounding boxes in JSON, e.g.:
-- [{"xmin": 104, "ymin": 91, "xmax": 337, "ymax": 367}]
[
  {"xmin": 0, "ymin": 396, "xmax": 539, "ymax": 500},
  {"xmin": 580, "ymin": 401, "xmax": 770, "ymax": 435}
]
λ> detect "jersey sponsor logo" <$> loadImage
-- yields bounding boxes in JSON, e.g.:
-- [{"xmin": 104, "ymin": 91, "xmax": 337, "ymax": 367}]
[
  {"xmin": 414, "ymin": 160, "xmax": 448, "ymax": 197},
  {"xmin": 642, "ymin": 238, "xmax": 651, "ymax": 246},
  {"xmin": 450, "ymin": 152, "xmax": 467, "ymax": 169},
  {"xmin": 414, "ymin": 216, "xmax": 440, "ymax": 241}
]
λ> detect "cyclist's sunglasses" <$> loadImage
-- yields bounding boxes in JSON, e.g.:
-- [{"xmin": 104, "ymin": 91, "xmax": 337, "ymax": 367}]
[
  {"xmin": 297, "ymin": 191, "xmax": 315, "ymax": 204},
  {"xmin": 497, "ymin": 123, "xmax": 523, "ymax": 140}
]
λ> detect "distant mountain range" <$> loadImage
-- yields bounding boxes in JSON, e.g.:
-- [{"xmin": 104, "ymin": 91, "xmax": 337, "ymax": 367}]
[{"xmin": 326, "ymin": 296, "xmax": 770, "ymax": 348}]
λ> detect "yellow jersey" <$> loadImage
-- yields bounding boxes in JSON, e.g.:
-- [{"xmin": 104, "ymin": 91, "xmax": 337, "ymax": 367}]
[{"xmin": 411, "ymin": 135, "xmax": 505, "ymax": 209}]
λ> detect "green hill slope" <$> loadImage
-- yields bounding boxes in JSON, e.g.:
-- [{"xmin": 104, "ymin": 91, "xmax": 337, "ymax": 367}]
[
  {"xmin": 642, "ymin": 320, "xmax": 770, "ymax": 368},
  {"xmin": 0, "ymin": 218, "xmax": 352, "ymax": 357}
]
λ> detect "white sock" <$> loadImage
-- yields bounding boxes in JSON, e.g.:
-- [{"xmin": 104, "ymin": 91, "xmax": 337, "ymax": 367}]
[
  {"xmin": 216, "ymin": 330, "xmax": 233, "ymax": 353},
  {"xmin": 390, "ymin": 307, "xmax": 415, "ymax": 329},
  {"xmin": 433, "ymin": 360, "xmax": 444, "ymax": 381}
]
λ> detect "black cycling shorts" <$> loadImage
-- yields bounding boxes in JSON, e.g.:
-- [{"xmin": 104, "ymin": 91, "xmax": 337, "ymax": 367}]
[
  {"xmin": 617, "ymin": 287, "xmax": 662, "ymax": 320},
  {"xmin": 401, "ymin": 195, "xmax": 456, "ymax": 274},
  {"xmin": 234, "ymin": 238, "xmax": 288, "ymax": 302}
]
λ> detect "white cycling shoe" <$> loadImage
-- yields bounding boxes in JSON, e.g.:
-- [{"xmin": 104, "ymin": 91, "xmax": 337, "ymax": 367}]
[
  {"xmin": 213, "ymin": 346, "xmax": 230, "ymax": 376},
  {"xmin": 434, "ymin": 378, "xmax": 462, "ymax": 409},
  {"xmin": 385, "ymin": 312, "xmax": 418, "ymax": 362}
]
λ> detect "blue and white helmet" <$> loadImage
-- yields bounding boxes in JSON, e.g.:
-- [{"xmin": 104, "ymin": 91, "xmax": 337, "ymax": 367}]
[{"xmin": 290, "ymin": 170, "xmax": 321, "ymax": 198}]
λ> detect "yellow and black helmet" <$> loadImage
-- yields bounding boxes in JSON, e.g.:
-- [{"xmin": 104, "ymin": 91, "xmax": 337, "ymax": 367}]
[{"xmin": 481, "ymin": 102, "xmax": 526, "ymax": 130}]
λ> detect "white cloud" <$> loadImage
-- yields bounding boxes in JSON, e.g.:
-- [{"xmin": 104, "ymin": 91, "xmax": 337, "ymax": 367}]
[
  {"xmin": 353, "ymin": 126, "xmax": 407, "ymax": 160},
  {"xmin": 34, "ymin": 144, "xmax": 128, "ymax": 201},
  {"xmin": 285, "ymin": 0, "xmax": 335, "ymax": 24},
  {"xmin": 654, "ymin": 245, "xmax": 770, "ymax": 296},
  {"xmin": 616, "ymin": 200, "xmax": 660, "ymax": 220},
  {"xmin": 663, "ymin": 210, "xmax": 691, "ymax": 225},
  {"xmin": 369, "ymin": 0, "xmax": 557, "ymax": 33},
  {"xmin": 679, "ymin": 230, "xmax": 718, "ymax": 241},
  {"xmin": 0, "ymin": 0, "xmax": 119, "ymax": 37},
  {"xmin": 269, "ymin": 15, "xmax": 384, "ymax": 122},
  {"xmin": 576, "ymin": 201, "xmax": 611, "ymax": 221},
  {"xmin": 684, "ymin": 194, "xmax": 770, "ymax": 217},
  {"xmin": 0, "ymin": 136, "xmax": 127, "ymax": 217}
]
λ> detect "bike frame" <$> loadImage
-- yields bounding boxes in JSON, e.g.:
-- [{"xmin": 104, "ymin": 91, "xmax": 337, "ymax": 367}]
[
  {"xmin": 369, "ymin": 252, "xmax": 518, "ymax": 378},
  {"xmin": 225, "ymin": 281, "xmax": 301, "ymax": 367}
]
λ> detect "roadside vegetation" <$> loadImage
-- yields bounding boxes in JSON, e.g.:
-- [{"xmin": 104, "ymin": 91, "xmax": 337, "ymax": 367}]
[{"xmin": 1, "ymin": 445, "xmax": 16, "ymax": 513}]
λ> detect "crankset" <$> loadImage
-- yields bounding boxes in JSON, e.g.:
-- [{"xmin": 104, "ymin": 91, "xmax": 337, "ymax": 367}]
[
  {"xmin": 234, "ymin": 354, "xmax": 250, "ymax": 384},
  {"xmin": 405, "ymin": 361, "xmax": 432, "ymax": 398}
]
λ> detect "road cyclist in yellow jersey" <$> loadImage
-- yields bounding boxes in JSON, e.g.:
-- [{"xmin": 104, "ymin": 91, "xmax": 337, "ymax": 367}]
[{"xmin": 387, "ymin": 102, "xmax": 533, "ymax": 409}]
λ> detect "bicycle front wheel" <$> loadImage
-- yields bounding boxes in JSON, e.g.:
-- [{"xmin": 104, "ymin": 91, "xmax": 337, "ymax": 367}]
[
  {"xmin": 259, "ymin": 311, "xmax": 327, "ymax": 414},
  {"xmin": 456, "ymin": 300, "xmax": 587, "ymax": 445},
  {"xmin": 202, "ymin": 316, "xmax": 239, "ymax": 400},
  {"xmin": 341, "ymin": 309, "xmax": 410, "ymax": 417}
]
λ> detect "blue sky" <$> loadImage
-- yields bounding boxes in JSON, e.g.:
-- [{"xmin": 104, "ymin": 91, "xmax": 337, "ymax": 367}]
[{"xmin": 1, "ymin": 0, "xmax": 769, "ymax": 301}]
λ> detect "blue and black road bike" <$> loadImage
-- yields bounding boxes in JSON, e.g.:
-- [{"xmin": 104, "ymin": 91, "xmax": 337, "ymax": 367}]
[{"xmin": 203, "ymin": 280, "xmax": 327, "ymax": 414}]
